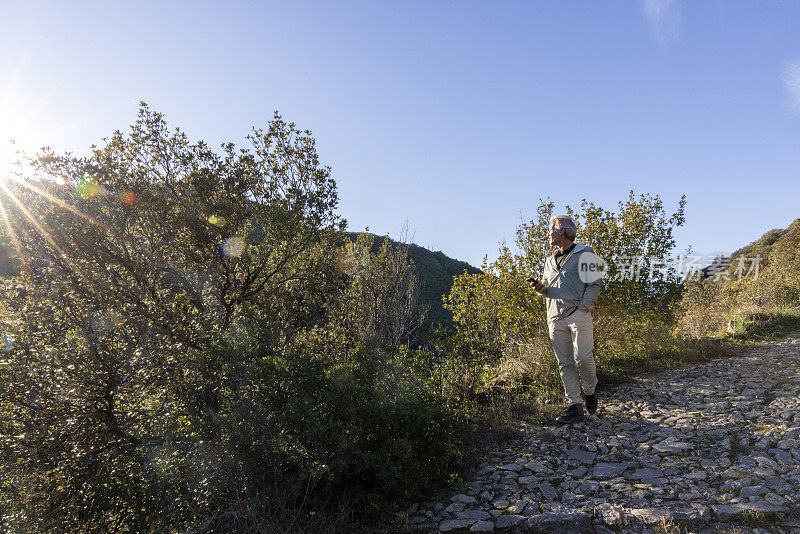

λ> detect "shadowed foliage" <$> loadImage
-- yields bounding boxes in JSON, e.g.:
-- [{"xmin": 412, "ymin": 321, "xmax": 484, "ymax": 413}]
[{"xmin": 0, "ymin": 104, "xmax": 464, "ymax": 532}]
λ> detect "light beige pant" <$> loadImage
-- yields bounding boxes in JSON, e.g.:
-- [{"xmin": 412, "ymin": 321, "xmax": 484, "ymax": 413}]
[{"xmin": 548, "ymin": 310, "xmax": 598, "ymax": 407}]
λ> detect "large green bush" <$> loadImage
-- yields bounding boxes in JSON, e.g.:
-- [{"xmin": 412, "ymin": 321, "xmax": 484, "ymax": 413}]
[{"xmin": 0, "ymin": 105, "xmax": 462, "ymax": 532}]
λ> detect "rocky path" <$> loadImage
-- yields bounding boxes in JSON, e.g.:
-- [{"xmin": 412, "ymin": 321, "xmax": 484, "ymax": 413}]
[{"xmin": 407, "ymin": 336, "xmax": 800, "ymax": 533}]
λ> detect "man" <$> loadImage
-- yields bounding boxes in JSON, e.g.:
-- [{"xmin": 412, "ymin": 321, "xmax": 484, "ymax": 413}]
[{"xmin": 530, "ymin": 215, "xmax": 601, "ymax": 424}]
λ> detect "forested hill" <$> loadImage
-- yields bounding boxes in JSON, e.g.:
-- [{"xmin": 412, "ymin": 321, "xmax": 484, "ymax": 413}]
[
  {"xmin": 402, "ymin": 239, "xmax": 483, "ymax": 329},
  {"xmin": 701, "ymin": 217, "xmax": 800, "ymax": 279},
  {"xmin": 729, "ymin": 217, "xmax": 800, "ymax": 269},
  {"xmin": 694, "ymin": 218, "xmax": 800, "ymax": 281},
  {"xmin": 340, "ymin": 232, "xmax": 482, "ymax": 330}
]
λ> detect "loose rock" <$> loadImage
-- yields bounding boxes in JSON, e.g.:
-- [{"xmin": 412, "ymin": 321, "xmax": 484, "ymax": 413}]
[{"xmin": 406, "ymin": 336, "xmax": 800, "ymax": 533}]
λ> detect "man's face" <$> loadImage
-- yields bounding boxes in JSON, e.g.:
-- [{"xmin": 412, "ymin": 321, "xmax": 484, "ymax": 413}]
[{"xmin": 547, "ymin": 222, "xmax": 562, "ymax": 247}]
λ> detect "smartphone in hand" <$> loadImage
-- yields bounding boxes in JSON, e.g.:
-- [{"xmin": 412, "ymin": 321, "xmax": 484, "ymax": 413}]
[{"xmin": 528, "ymin": 277, "xmax": 544, "ymax": 292}]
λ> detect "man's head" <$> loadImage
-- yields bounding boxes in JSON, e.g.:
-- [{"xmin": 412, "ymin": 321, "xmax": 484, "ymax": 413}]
[{"xmin": 548, "ymin": 215, "xmax": 577, "ymax": 249}]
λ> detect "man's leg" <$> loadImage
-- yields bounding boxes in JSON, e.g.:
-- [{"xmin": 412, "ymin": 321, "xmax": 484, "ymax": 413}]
[
  {"xmin": 549, "ymin": 318, "xmax": 583, "ymax": 407},
  {"xmin": 569, "ymin": 310, "xmax": 598, "ymax": 400}
]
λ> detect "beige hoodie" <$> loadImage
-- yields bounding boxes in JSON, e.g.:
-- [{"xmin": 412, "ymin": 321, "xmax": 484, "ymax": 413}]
[{"xmin": 540, "ymin": 243, "xmax": 602, "ymax": 323}]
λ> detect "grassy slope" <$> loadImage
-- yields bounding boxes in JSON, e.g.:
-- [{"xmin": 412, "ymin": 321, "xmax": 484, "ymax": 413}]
[{"xmin": 729, "ymin": 217, "xmax": 800, "ymax": 268}]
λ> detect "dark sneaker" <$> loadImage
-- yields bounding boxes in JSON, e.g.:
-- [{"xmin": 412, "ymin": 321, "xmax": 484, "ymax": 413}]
[
  {"xmin": 555, "ymin": 403, "xmax": 584, "ymax": 425},
  {"xmin": 585, "ymin": 392, "xmax": 597, "ymax": 415}
]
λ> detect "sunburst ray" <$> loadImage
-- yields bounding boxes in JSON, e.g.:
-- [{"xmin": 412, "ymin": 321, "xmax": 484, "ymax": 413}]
[
  {"xmin": 6, "ymin": 174, "xmax": 115, "ymax": 235},
  {"xmin": 0, "ymin": 195, "xmax": 27, "ymax": 265},
  {"xmin": 0, "ymin": 180, "xmax": 89, "ymax": 281}
]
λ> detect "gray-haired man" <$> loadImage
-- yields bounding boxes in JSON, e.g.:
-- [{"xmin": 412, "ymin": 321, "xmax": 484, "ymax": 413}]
[{"xmin": 530, "ymin": 215, "xmax": 601, "ymax": 424}]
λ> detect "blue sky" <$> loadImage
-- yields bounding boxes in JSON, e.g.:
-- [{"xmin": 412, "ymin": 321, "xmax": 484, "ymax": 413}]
[{"xmin": 2, "ymin": 1, "xmax": 800, "ymax": 268}]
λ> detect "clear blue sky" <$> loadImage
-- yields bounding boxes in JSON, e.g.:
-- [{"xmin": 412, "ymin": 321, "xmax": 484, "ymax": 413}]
[{"xmin": 2, "ymin": 1, "xmax": 800, "ymax": 268}]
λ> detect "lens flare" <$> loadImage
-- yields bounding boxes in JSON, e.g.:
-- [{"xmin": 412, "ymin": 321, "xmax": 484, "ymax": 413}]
[
  {"xmin": 208, "ymin": 214, "xmax": 227, "ymax": 228},
  {"xmin": 221, "ymin": 236, "xmax": 244, "ymax": 258},
  {"xmin": 120, "ymin": 190, "xmax": 135, "ymax": 206},
  {"xmin": 1, "ymin": 332, "xmax": 13, "ymax": 352},
  {"xmin": 76, "ymin": 173, "xmax": 104, "ymax": 199}
]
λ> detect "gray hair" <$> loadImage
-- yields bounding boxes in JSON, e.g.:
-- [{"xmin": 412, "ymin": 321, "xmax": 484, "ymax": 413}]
[{"xmin": 550, "ymin": 215, "xmax": 577, "ymax": 240}]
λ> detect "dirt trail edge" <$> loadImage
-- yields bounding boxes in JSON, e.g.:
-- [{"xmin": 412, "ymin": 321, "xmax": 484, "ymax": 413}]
[{"xmin": 406, "ymin": 336, "xmax": 800, "ymax": 533}]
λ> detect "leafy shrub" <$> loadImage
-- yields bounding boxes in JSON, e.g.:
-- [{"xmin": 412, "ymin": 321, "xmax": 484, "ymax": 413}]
[
  {"xmin": 332, "ymin": 232, "xmax": 426, "ymax": 351},
  {"xmin": 0, "ymin": 105, "xmax": 463, "ymax": 532},
  {"xmin": 443, "ymin": 192, "xmax": 687, "ymax": 400},
  {"xmin": 678, "ymin": 278, "xmax": 736, "ymax": 338},
  {"xmin": 679, "ymin": 218, "xmax": 800, "ymax": 340}
]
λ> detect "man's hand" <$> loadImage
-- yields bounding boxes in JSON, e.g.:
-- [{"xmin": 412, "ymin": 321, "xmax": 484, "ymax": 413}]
[{"xmin": 528, "ymin": 277, "xmax": 545, "ymax": 294}]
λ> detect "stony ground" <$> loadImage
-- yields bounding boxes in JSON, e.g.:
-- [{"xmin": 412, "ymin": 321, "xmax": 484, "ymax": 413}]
[{"xmin": 406, "ymin": 336, "xmax": 800, "ymax": 533}]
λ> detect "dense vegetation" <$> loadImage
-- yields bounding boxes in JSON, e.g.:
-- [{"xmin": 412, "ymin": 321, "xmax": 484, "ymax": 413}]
[
  {"xmin": 680, "ymin": 217, "xmax": 800, "ymax": 339},
  {"xmin": 439, "ymin": 193, "xmax": 733, "ymax": 414},
  {"xmin": 0, "ymin": 231, "xmax": 478, "ymax": 335},
  {"xmin": 339, "ymin": 232, "xmax": 481, "ymax": 336},
  {"xmin": 0, "ymin": 106, "xmax": 465, "ymax": 532},
  {"xmin": 1, "ymin": 105, "xmax": 794, "ymax": 532}
]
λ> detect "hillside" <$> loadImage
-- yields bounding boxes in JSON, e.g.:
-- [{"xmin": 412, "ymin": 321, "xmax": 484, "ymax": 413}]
[
  {"xmin": 730, "ymin": 217, "xmax": 800, "ymax": 268},
  {"xmin": 698, "ymin": 218, "xmax": 800, "ymax": 280},
  {"xmin": 697, "ymin": 218, "xmax": 800, "ymax": 315},
  {"xmin": 407, "ymin": 242, "xmax": 483, "ymax": 329}
]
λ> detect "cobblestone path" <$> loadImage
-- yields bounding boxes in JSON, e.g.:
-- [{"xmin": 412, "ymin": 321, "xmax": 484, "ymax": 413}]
[{"xmin": 407, "ymin": 336, "xmax": 800, "ymax": 533}]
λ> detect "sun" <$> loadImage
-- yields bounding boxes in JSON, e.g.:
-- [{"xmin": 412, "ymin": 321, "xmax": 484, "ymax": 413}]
[
  {"xmin": 0, "ymin": 109, "xmax": 29, "ymax": 185},
  {"xmin": 0, "ymin": 89, "xmax": 63, "ymax": 265},
  {"xmin": 0, "ymin": 91, "xmax": 40, "ymax": 184},
  {"xmin": 0, "ymin": 72, "xmax": 53, "ymax": 184},
  {"xmin": 0, "ymin": 137, "xmax": 19, "ymax": 184},
  {"xmin": 0, "ymin": 56, "xmax": 89, "ymax": 270}
]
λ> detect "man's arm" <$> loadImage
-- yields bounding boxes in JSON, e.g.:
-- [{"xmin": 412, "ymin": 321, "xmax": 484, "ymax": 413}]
[
  {"xmin": 529, "ymin": 277, "xmax": 545, "ymax": 294},
  {"xmin": 530, "ymin": 261, "xmax": 551, "ymax": 296},
  {"xmin": 578, "ymin": 278, "xmax": 601, "ymax": 312},
  {"xmin": 539, "ymin": 276, "xmax": 551, "ymax": 297}
]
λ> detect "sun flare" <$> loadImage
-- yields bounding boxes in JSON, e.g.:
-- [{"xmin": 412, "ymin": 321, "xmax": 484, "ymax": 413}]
[
  {"xmin": 0, "ymin": 71, "xmax": 56, "ymax": 184},
  {"xmin": 0, "ymin": 139, "xmax": 18, "ymax": 184},
  {"xmin": 0, "ymin": 111, "xmax": 29, "ymax": 184},
  {"xmin": 0, "ymin": 81, "xmax": 68, "ymax": 268}
]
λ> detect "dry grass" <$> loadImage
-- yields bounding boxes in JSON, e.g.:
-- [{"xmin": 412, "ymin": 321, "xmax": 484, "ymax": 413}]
[
  {"xmin": 467, "ymin": 306, "xmax": 746, "ymax": 437},
  {"xmin": 652, "ymin": 518, "xmax": 685, "ymax": 534}
]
